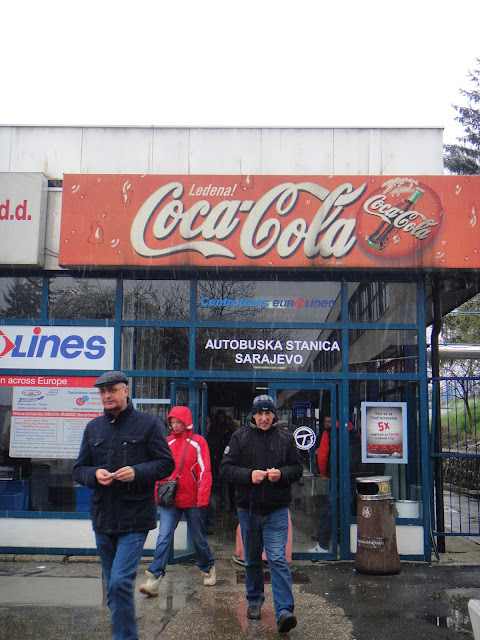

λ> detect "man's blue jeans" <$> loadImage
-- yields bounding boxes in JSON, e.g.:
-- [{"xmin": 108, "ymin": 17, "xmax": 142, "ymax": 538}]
[
  {"xmin": 149, "ymin": 506, "xmax": 215, "ymax": 577},
  {"xmin": 95, "ymin": 531, "xmax": 147, "ymax": 640},
  {"xmin": 237, "ymin": 506, "xmax": 294, "ymax": 620}
]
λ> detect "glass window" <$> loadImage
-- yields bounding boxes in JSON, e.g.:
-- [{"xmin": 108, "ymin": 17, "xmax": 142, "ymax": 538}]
[
  {"xmin": 0, "ymin": 277, "xmax": 42, "ymax": 318},
  {"xmin": 48, "ymin": 276, "xmax": 116, "ymax": 319},
  {"xmin": 132, "ymin": 376, "xmax": 173, "ymax": 402},
  {"xmin": 132, "ymin": 377, "xmax": 173, "ymax": 424},
  {"xmin": 123, "ymin": 280, "xmax": 190, "ymax": 320},
  {"xmin": 121, "ymin": 327, "xmax": 189, "ymax": 371},
  {"xmin": 0, "ymin": 385, "xmax": 80, "ymax": 513},
  {"xmin": 348, "ymin": 282, "xmax": 417, "ymax": 324},
  {"xmin": 196, "ymin": 327, "xmax": 342, "ymax": 373},
  {"xmin": 197, "ymin": 280, "xmax": 341, "ymax": 324},
  {"xmin": 349, "ymin": 380, "xmax": 422, "ymax": 516},
  {"xmin": 0, "ymin": 377, "xmax": 176, "ymax": 513},
  {"xmin": 348, "ymin": 329, "xmax": 418, "ymax": 373}
]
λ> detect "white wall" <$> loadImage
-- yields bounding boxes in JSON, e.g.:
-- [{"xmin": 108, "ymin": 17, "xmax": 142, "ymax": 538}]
[
  {"xmin": 0, "ymin": 518, "xmax": 188, "ymax": 555},
  {"xmin": 0, "ymin": 126, "xmax": 444, "ymax": 179}
]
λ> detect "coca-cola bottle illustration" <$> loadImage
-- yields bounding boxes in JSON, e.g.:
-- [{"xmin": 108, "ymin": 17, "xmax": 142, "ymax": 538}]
[{"xmin": 366, "ymin": 187, "xmax": 425, "ymax": 250}]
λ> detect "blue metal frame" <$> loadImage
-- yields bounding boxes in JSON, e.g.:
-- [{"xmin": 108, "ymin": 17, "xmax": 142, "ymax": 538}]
[
  {"xmin": 269, "ymin": 381, "xmax": 339, "ymax": 560},
  {"xmin": 0, "ymin": 270, "xmax": 430, "ymax": 560}
]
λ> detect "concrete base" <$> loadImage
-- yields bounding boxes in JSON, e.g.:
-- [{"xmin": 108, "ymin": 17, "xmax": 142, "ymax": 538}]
[{"xmin": 468, "ymin": 599, "xmax": 480, "ymax": 639}]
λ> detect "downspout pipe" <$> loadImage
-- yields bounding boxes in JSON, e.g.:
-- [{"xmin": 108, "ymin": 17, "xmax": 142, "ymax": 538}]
[{"xmin": 431, "ymin": 275, "xmax": 445, "ymax": 553}]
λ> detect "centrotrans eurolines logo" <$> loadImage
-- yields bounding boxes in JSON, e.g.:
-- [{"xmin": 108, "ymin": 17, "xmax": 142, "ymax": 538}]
[
  {"xmin": 0, "ymin": 326, "xmax": 115, "ymax": 370},
  {"xmin": 0, "ymin": 329, "xmax": 15, "ymax": 358},
  {"xmin": 200, "ymin": 296, "xmax": 335, "ymax": 309}
]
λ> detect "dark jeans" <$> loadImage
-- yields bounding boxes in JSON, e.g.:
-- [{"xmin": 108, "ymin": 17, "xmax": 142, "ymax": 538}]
[
  {"xmin": 95, "ymin": 531, "xmax": 147, "ymax": 640},
  {"xmin": 206, "ymin": 491, "xmax": 217, "ymax": 529},
  {"xmin": 238, "ymin": 506, "xmax": 294, "ymax": 620},
  {"xmin": 315, "ymin": 492, "xmax": 332, "ymax": 548}
]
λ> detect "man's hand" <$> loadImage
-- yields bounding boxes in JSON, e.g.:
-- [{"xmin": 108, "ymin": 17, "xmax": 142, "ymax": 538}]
[
  {"xmin": 266, "ymin": 468, "xmax": 281, "ymax": 482},
  {"xmin": 112, "ymin": 466, "xmax": 135, "ymax": 482},
  {"xmin": 251, "ymin": 470, "xmax": 268, "ymax": 484},
  {"xmin": 96, "ymin": 469, "xmax": 115, "ymax": 486}
]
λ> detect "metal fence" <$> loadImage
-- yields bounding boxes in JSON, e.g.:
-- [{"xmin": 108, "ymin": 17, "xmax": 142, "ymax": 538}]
[{"xmin": 430, "ymin": 377, "xmax": 480, "ymax": 540}]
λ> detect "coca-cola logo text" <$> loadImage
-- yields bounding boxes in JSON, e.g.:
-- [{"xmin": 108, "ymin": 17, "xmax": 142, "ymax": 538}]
[
  {"xmin": 363, "ymin": 194, "xmax": 438, "ymax": 239},
  {"xmin": 130, "ymin": 181, "xmax": 367, "ymax": 261}
]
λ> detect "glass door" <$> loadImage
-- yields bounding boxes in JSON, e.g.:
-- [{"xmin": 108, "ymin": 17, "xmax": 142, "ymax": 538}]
[
  {"xmin": 269, "ymin": 382, "xmax": 338, "ymax": 559},
  {"xmin": 171, "ymin": 380, "xmax": 208, "ymax": 436}
]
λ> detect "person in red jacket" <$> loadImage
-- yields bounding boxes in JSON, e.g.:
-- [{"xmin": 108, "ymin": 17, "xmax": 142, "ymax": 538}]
[
  {"xmin": 310, "ymin": 418, "xmax": 361, "ymax": 553},
  {"xmin": 310, "ymin": 416, "xmax": 333, "ymax": 553},
  {"xmin": 139, "ymin": 405, "xmax": 216, "ymax": 596}
]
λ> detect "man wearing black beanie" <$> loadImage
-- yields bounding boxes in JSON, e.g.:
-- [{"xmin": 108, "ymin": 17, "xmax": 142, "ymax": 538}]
[{"xmin": 220, "ymin": 394, "xmax": 303, "ymax": 633}]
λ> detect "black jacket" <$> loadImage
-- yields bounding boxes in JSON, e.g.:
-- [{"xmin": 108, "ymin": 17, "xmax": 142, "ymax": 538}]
[
  {"xmin": 219, "ymin": 418, "xmax": 303, "ymax": 514},
  {"xmin": 73, "ymin": 400, "xmax": 174, "ymax": 534}
]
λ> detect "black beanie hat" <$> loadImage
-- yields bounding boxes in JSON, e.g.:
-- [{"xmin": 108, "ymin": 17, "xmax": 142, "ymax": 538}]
[{"xmin": 252, "ymin": 394, "xmax": 276, "ymax": 416}]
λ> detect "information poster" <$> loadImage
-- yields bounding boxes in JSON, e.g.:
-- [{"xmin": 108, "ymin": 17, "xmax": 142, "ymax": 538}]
[
  {"xmin": 361, "ymin": 402, "xmax": 408, "ymax": 464},
  {"xmin": 9, "ymin": 377, "xmax": 103, "ymax": 459}
]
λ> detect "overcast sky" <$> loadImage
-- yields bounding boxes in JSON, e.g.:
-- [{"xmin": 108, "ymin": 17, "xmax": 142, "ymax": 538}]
[{"xmin": 2, "ymin": 0, "xmax": 479, "ymax": 144}]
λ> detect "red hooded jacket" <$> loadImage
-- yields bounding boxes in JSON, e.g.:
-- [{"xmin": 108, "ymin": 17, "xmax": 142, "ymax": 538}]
[
  {"xmin": 157, "ymin": 406, "xmax": 212, "ymax": 508},
  {"xmin": 316, "ymin": 422, "xmax": 355, "ymax": 478}
]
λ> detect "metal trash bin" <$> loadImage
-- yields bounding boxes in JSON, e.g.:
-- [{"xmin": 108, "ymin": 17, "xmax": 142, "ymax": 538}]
[{"xmin": 354, "ymin": 476, "xmax": 401, "ymax": 575}]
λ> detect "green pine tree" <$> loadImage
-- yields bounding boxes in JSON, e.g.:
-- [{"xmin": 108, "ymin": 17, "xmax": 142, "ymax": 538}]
[{"xmin": 444, "ymin": 58, "xmax": 480, "ymax": 174}]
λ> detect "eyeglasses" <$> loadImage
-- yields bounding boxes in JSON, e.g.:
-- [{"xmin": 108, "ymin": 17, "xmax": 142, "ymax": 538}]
[{"xmin": 98, "ymin": 385, "xmax": 127, "ymax": 395}]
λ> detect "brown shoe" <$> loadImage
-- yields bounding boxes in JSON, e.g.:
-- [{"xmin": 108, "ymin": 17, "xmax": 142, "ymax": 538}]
[{"xmin": 247, "ymin": 604, "xmax": 261, "ymax": 620}]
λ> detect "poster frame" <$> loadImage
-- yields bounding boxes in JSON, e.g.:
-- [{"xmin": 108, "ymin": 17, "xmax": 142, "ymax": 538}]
[{"xmin": 361, "ymin": 401, "xmax": 408, "ymax": 464}]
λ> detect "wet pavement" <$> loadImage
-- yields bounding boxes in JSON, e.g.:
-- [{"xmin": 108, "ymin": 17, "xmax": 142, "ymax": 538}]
[{"xmin": 1, "ymin": 536, "xmax": 480, "ymax": 640}]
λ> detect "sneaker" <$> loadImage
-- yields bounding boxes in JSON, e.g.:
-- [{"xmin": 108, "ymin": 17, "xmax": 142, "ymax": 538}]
[
  {"xmin": 202, "ymin": 565, "xmax": 216, "ymax": 586},
  {"xmin": 277, "ymin": 612, "xmax": 297, "ymax": 633},
  {"xmin": 247, "ymin": 604, "xmax": 261, "ymax": 620},
  {"xmin": 139, "ymin": 570, "xmax": 162, "ymax": 597},
  {"xmin": 308, "ymin": 543, "xmax": 329, "ymax": 553},
  {"xmin": 232, "ymin": 555, "xmax": 245, "ymax": 566}
]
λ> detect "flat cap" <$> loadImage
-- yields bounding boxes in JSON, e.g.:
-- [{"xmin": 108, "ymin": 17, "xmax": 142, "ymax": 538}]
[{"xmin": 93, "ymin": 371, "xmax": 129, "ymax": 387}]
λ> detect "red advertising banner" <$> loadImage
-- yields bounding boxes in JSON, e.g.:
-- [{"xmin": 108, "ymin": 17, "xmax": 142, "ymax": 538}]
[
  {"xmin": 0, "ymin": 375, "xmax": 97, "ymax": 387},
  {"xmin": 59, "ymin": 174, "xmax": 480, "ymax": 269}
]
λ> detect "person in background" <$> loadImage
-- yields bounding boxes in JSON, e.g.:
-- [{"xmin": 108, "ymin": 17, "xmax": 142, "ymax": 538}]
[
  {"xmin": 139, "ymin": 405, "xmax": 216, "ymax": 596},
  {"xmin": 204, "ymin": 413, "xmax": 216, "ymax": 534},
  {"xmin": 207, "ymin": 409, "xmax": 234, "ymax": 509},
  {"xmin": 220, "ymin": 395, "xmax": 303, "ymax": 634},
  {"xmin": 73, "ymin": 371, "xmax": 174, "ymax": 640},
  {"xmin": 310, "ymin": 415, "xmax": 333, "ymax": 553}
]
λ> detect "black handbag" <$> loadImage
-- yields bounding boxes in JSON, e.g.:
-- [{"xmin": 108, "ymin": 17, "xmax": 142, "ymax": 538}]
[
  {"xmin": 157, "ymin": 439, "xmax": 190, "ymax": 508},
  {"xmin": 156, "ymin": 479, "xmax": 178, "ymax": 508}
]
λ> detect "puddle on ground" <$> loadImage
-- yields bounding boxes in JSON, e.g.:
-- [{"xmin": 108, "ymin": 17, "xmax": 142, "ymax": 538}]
[
  {"xmin": 236, "ymin": 570, "xmax": 311, "ymax": 584},
  {"xmin": 425, "ymin": 609, "xmax": 471, "ymax": 632},
  {"xmin": 158, "ymin": 594, "xmax": 192, "ymax": 612}
]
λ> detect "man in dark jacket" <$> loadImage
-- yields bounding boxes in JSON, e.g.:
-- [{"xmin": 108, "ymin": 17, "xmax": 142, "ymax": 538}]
[
  {"xmin": 220, "ymin": 394, "xmax": 303, "ymax": 633},
  {"xmin": 73, "ymin": 371, "xmax": 174, "ymax": 640}
]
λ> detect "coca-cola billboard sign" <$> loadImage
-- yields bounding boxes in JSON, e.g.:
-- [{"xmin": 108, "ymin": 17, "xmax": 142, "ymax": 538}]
[{"xmin": 59, "ymin": 174, "xmax": 479, "ymax": 269}]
